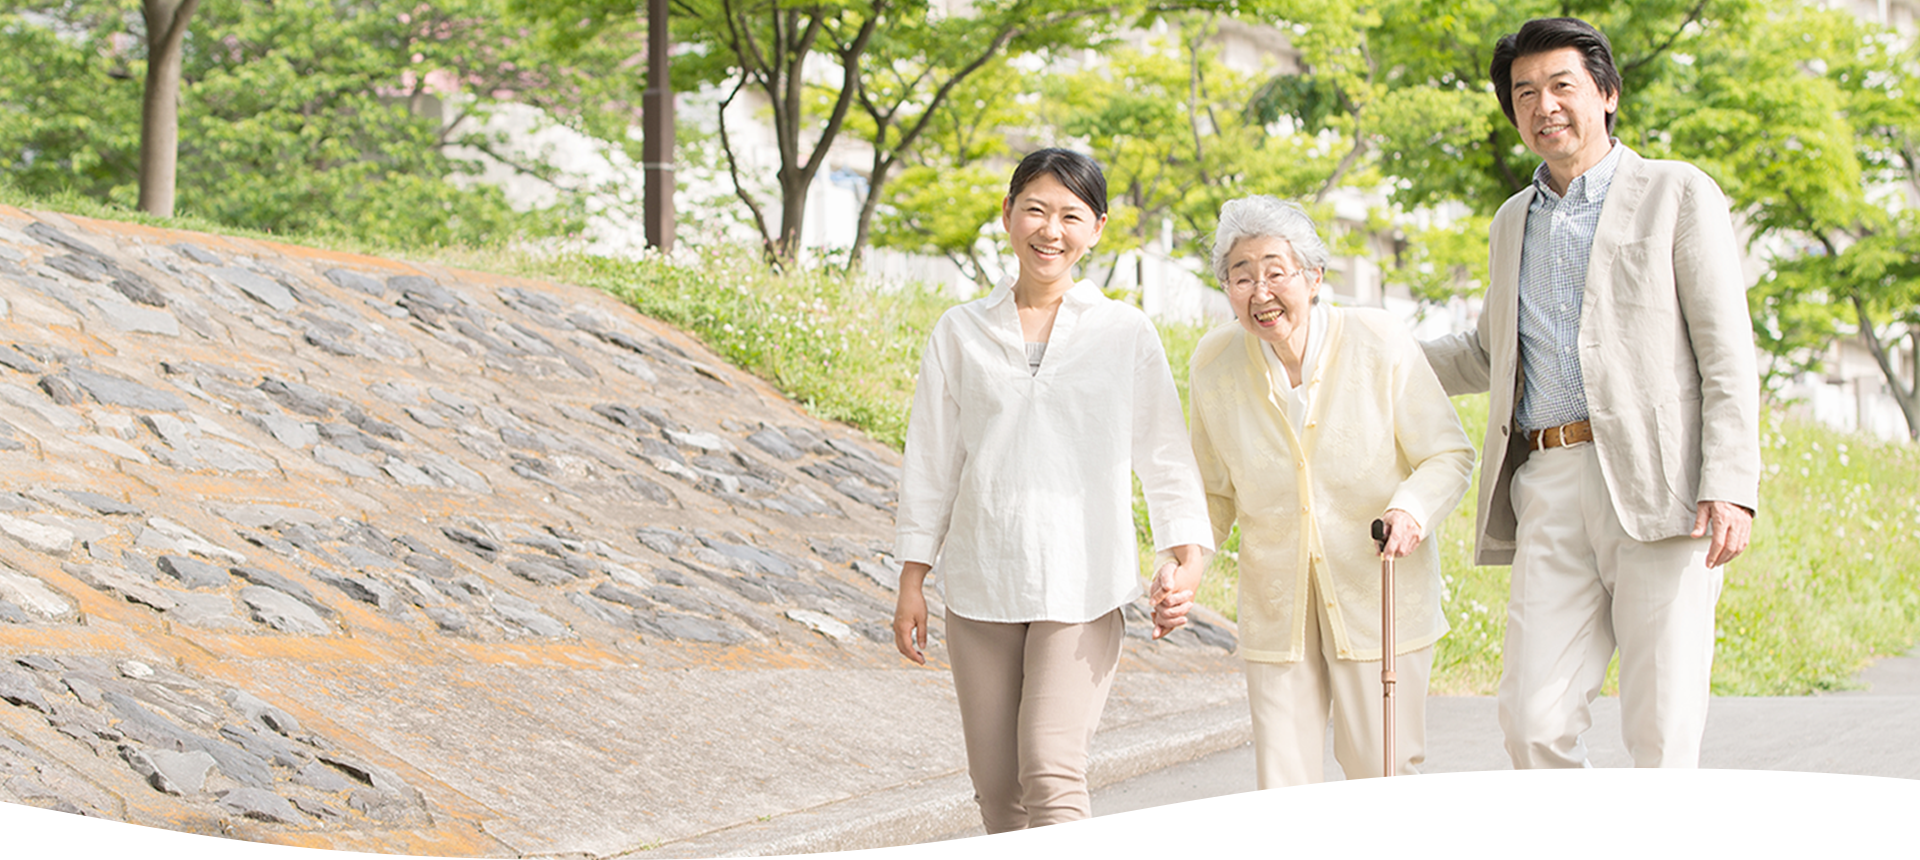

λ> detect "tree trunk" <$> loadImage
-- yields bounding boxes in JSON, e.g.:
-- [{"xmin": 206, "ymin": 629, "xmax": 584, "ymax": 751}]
[
  {"xmin": 1851, "ymin": 295, "xmax": 1920, "ymax": 441},
  {"xmin": 137, "ymin": 0, "xmax": 201, "ymax": 218},
  {"xmin": 847, "ymin": 154, "xmax": 897, "ymax": 271},
  {"xmin": 775, "ymin": 166, "xmax": 809, "ymax": 266}
]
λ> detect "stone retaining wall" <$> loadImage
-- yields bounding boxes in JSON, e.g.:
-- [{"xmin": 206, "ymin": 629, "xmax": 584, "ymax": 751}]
[{"xmin": 0, "ymin": 207, "xmax": 1239, "ymax": 855}]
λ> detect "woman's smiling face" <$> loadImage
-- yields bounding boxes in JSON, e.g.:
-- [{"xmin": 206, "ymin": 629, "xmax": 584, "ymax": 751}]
[
  {"xmin": 1224, "ymin": 235, "xmax": 1321, "ymax": 347},
  {"xmin": 1002, "ymin": 172, "xmax": 1105, "ymax": 285}
]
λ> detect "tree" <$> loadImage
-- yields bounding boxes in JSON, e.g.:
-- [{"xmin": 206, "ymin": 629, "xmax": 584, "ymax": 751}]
[
  {"xmin": 137, "ymin": 0, "xmax": 202, "ymax": 217},
  {"xmin": 837, "ymin": 0, "xmax": 1126, "ymax": 268},
  {"xmin": 1039, "ymin": 16, "xmax": 1346, "ymax": 277},
  {"xmin": 868, "ymin": 10, "xmax": 1482, "ymax": 300},
  {"xmin": 700, "ymin": 0, "xmax": 881, "ymax": 265},
  {"xmin": 535, "ymin": 0, "xmax": 1140, "ymax": 267},
  {"xmin": 1643, "ymin": 2, "xmax": 1919, "ymax": 438},
  {"xmin": 864, "ymin": 59, "xmax": 1030, "ymax": 289},
  {"xmin": 1, "ymin": 0, "xmax": 612, "ymax": 246}
]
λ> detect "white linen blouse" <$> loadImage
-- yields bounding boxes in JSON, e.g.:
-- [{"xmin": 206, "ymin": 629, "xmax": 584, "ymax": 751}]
[{"xmin": 894, "ymin": 278, "xmax": 1213, "ymax": 624}]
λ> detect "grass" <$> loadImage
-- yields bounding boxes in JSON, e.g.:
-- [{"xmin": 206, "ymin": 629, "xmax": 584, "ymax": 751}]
[
  {"xmin": 2, "ymin": 183, "xmax": 422, "ymax": 260},
  {"xmin": 9, "ymin": 188, "xmax": 1917, "ymax": 696},
  {"xmin": 1422, "ymin": 404, "xmax": 1920, "ymax": 696},
  {"xmin": 1713, "ymin": 417, "xmax": 1920, "ymax": 694}
]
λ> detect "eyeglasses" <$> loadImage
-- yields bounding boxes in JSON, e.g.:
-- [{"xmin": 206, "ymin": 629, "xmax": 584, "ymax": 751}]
[{"xmin": 1227, "ymin": 268, "xmax": 1305, "ymax": 294}]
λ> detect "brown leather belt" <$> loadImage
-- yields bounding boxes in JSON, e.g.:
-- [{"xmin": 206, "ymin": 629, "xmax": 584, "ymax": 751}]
[{"xmin": 1527, "ymin": 419, "xmax": 1593, "ymax": 451}]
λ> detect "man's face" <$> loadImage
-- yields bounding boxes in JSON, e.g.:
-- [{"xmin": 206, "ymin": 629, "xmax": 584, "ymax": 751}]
[{"xmin": 1509, "ymin": 46, "xmax": 1619, "ymax": 178}]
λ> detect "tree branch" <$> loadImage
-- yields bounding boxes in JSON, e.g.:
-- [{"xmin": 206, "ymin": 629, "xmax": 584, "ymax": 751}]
[
  {"xmin": 1314, "ymin": 38, "xmax": 1375, "ymax": 201},
  {"xmin": 1489, "ymin": 128, "xmax": 1524, "ymax": 192},
  {"xmin": 162, "ymin": 0, "xmax": 203, "ymax": 47},
  {"xmin": 796, "ymin": 2, "xmax": 881, "ymax": 185},
  {"xmin": 1187, "ymin": 15, "xmax": 1211, "ymax": 185},
  {"xmin": 1621, "ymin": 0, "xmax": 1711, "ymax": 76},
  {"xmin": 1851, "ymin": 291, "xmax": 1920, "ymax": 439},
  {"xmin": 715, "ymin": 76, "xmax": 779, "ymax": 257}
]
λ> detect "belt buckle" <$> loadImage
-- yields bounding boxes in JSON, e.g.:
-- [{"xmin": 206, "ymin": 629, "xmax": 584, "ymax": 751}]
[{"xmin": 1529, "ymin": 420, "xmax": 1585, "ymax": 451}]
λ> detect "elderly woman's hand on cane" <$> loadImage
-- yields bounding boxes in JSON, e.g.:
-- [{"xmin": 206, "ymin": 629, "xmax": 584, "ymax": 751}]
[{"xmin": 1376, "ymin": 509, "xmax": 1424, "ymax": 558}]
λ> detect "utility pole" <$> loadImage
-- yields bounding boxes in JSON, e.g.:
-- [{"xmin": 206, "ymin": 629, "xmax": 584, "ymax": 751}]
[{"xmin": 643, "ymin": 0, "xmax": 675, "ymax": 251}]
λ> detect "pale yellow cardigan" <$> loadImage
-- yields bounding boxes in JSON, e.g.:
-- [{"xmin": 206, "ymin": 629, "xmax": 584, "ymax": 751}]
[{"xmin": 1189, "ymin": 308, "xmax": 1475, "ymax": 663}]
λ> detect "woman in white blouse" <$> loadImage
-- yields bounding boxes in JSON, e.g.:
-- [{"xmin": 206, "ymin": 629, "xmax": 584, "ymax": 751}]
[
  {"xmin": 1187, "ymin": 196, "xmax": 1474, "ymax": 786},
  {"xmin": 891, "ymin": 148, "xmax": 1213, "ymax": 832}
]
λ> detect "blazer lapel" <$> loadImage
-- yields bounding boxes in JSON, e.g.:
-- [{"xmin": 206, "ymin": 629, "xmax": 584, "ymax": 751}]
[
  {"xmin": 1587, "ymin": 146, "xmax": 1651, "ymax": 299},
  {"xmin": 1491, "ymin": 190, "xmax": 1532, "ymax": 407}
]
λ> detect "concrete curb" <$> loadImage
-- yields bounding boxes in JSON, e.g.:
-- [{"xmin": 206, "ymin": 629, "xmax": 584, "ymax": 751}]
[{"xmin": 645, "ymin": 699, "xmax": 1253, "ymax": 858}]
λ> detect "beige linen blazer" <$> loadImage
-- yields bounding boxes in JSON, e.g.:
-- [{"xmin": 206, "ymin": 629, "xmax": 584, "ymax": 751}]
[
  {"xmin": 1423, "ymin": 146, "xmax": 1762, "ymax": 565},
  {"xmin": 1191, "ymin": 308, "xmax": 1474, "ymax": 663}
]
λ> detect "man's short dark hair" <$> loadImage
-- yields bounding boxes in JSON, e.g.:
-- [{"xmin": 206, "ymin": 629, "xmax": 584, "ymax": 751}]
[{"xmin": 1490, "ymin": 17, "xmax": 1623, "ymax": 135}]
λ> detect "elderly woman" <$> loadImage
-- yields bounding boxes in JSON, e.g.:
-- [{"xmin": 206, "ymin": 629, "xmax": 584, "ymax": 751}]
[{"xmin": 1187, "ymin": 196, "xmax": 1474, "ymax": 786}]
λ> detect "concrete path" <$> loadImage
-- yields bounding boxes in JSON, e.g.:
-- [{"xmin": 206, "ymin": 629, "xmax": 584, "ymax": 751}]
[{"xmin": 883, "ymin": 648, "xmax": 1920, "ymax": 856}]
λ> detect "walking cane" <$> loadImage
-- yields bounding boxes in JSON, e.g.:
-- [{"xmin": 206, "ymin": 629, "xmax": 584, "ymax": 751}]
[{"xmin": 1372, "ymin": 518, "xmax": 1396, "ymax": 778}]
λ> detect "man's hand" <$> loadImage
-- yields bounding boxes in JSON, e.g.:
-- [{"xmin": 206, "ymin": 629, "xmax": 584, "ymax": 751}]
[
  {"xmin": 1377, "ymin": 509, "xmax": 1424, "ymax": 559},
  {"xmin": 1150, "ymin": 544, "xmax": 1206, "ymax": 638},
  {"xmin": 1692, "ymin": 500, "xmax": 1752, "ymax": 568},
  {"xmin": 892, "ymin": 562, "xmax": 933, "ymax": 665}
]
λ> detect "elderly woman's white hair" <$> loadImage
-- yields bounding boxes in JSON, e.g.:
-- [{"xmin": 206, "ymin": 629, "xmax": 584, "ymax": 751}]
[{"xmin": 1210, "ymin": 196, "xmax": 1332, "ymax": 287}]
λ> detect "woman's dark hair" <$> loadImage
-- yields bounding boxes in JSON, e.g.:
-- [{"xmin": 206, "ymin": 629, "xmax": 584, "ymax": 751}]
[
  {"xmin": 1007, "ymin": 148, "xmax": 1108, "ymax": 218},
  {"xmin": 1490, "ymin": 17, "xmax": 1622, "ymax": 135}
]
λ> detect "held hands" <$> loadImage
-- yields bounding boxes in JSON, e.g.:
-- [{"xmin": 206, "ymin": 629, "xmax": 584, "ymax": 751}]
[
  {"xmin": 1377, "ymin": 509, "xmax": 1424, "ymax": 559},
  {"xmin": 1692, "ymin": 500, "xmax": 1752, "ymax": 568},
  {"xmin": 892, "ymin": 562, "xmax": 934, "ymax": 665},
  {"xmin": 1149, "ymin": 544, "xmax": 1206, "ymax": 638}
]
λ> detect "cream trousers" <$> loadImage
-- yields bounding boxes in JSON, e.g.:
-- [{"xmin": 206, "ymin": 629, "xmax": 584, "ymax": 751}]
[
  {"xmin": 945, "ymin": 608, "xmax": 1123, "ymax": 833},
  {"xmin": 1244, "ymin": 576, "xmax": 1433, "ymax": 788},
  {"xmin": 1501, "ymin": 443, "xmax": 1723, "ymax": 768}
]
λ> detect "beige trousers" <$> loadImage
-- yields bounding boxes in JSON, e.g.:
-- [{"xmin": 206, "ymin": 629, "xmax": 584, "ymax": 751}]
[
  {"xmin": 1244, "ymin": 576, "xmax": 1433, "ymax": 788},
  {"xmin": 1501, "ymin": 443, "xmax": 1724, "ymax": 769},
  {"xmin": 945, "ymin": 608, "xmax": 1123, "ymax": 833}
]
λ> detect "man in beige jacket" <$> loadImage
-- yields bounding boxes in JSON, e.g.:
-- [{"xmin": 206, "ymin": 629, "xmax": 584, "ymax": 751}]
[{"xmin": 1422, "ymin": 17, "xmax": 1761, "ymax": 769}]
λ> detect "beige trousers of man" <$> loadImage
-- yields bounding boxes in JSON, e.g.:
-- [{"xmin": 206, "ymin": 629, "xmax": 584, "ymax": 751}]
[
  {"xmin": 1501, "ymin": 443, "xmax": 1724, "ymax": 769},
  {"xmin": 1244, "ymin": 577, "xmax": 1433, "ymax": 788},
  {"xmin": 945, "ymin": 608, "xmax": 1124, "ymax": 833}
]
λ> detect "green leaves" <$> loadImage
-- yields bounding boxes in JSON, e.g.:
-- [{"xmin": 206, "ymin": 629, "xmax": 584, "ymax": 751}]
[
  {"xmin": 0, "ymin": 0, "xmax": 589, "ymax": 247},
  {"xmin": 0, "ymin": 5, "xmax": 145, "ymax": 202},
  {"xmin": 1637, "ymin": 2, "xmax": 1920, "ymax": 434}
]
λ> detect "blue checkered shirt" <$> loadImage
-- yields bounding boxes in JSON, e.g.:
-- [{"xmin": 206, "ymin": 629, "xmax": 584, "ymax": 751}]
[{"xmin": 1513, "ymin": 144, "xmax": 1624, "ymax": 432}]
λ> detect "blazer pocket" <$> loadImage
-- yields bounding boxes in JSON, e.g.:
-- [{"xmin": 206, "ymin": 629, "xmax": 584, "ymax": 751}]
[
  {"xmin": 1655, "ymin": 395, "xmax": 1704, "ymax": 511},
  {"xmin": 1608, "ymin": 236, "xmax": 1678, "ymax": 316}
]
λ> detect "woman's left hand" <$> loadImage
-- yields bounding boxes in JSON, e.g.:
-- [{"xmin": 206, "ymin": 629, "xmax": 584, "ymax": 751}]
[
  {"xmin": 1378, "ymin": 509, "xmax": 1425, "ymax": 558},
  {"xmin": 1150, "ymin": 544, "xmax": 1206, "ymax": 638}
]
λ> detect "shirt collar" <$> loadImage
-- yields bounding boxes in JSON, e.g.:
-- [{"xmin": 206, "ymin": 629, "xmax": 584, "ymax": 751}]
[{"xmin": 1531, "ymin": 139, "xmax": 1624, "ymax": 204}]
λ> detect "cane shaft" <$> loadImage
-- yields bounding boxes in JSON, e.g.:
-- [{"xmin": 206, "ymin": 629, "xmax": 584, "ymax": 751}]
[{"xmin": 1382, "ymin": 553, "xmax": 1395, "ymax": 778}]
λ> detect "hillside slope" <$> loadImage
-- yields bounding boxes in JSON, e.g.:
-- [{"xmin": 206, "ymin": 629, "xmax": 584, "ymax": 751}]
[{"xmin": 0, "ymin": 207, "xmax": 1240, "ymax": 855}]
